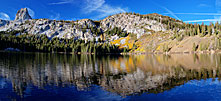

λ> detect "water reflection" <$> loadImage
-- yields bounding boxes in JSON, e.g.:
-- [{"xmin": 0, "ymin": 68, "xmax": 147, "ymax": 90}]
[{"xmin": 0, "ymin": 52, "xmax": 220, "ymax": 97}]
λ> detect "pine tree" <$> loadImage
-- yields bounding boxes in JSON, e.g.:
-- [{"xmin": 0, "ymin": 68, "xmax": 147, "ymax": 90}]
[
  {"xmin": 200, "ymin": 22, "xmax": 205, "ymax": 37},
  {"xmin": 197, "ymin": 24, "xmax": 201, "ymax": 35},
  {"xmin": 208, "ymin": 25, "xmax": 212, "ymax": 36}
]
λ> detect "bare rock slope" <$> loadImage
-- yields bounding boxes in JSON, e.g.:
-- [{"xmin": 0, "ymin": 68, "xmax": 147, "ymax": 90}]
[
  {"xmin": 14, "ymin": 8, "xmax": 32, "ymax": 21},
  {"xmin": 0, "ymin": 8, "xmax": 170, "ymax": 40}
]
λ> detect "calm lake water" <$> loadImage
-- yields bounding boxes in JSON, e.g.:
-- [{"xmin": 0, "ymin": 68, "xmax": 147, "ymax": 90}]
[{"xmin": 0, "ymin": 52, "xmax": 221, "ymax": 101}]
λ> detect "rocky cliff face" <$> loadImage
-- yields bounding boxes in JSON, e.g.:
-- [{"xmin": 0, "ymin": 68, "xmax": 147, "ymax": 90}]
[
  {"xmin": 0, "ymin": 19, "xmax": 10, "ymax": 28},
  {"xmin": 14, "ymin": 8, "xmax": 32, "ymax": 21},
  {"xmin": 100, "ymin": 13, "xmax": 166, "ymax": 38},
  {"xmin": 0, "ymin": 8, "xmax": 172, "ymax": 41}
]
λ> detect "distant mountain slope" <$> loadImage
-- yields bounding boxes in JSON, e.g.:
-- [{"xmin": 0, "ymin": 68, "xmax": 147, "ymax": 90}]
[
  {"xmin": 0, "ymin": 8, "xmax": 220, "ymax": 53},
  {"xmin": 0, "ymin": 8, "xmax": 183, "ymax": 40}
]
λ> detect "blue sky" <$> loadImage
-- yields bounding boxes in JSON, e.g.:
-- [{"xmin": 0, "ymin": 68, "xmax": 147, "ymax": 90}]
[{"xmin": 0, "ymin": 0, "xmax": 220, "ymax": 24}]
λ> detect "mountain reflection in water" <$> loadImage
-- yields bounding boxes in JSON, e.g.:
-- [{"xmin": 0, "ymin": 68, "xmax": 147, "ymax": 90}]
[{"xmin": 0, "ymin": 52, "xmax": 220, "ymax": 100}]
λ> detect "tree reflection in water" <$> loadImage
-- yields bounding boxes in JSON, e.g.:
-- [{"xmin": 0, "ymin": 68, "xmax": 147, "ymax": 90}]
[{"xmin": 0, "ymin": 52, "xmax": 220, "ymax": 96}]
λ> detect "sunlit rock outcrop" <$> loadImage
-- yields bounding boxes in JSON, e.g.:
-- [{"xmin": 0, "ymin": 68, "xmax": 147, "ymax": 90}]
[
  {"xmin": 14, "ymin": 8, "xmax": 32, "ymax": 21},
  {"xmin": 0, "ymin": 8, "xmax": 170, "ymax": 40},
  {"xmin": 100, "ymin": 13, "xmax": 166, "ymax": 38},
  {"xmin": 0, "ymin": 19, "xmax": 10, "ymax": 27}
]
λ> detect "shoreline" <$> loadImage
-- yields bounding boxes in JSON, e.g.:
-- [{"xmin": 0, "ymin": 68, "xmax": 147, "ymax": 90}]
[
  {"xmin": 124, "ymin": 50, "xmax": 221, "ymax": 55},
  {"xmin": 1, "ymin": 50, "xmax": 221, "ymax": 55}
]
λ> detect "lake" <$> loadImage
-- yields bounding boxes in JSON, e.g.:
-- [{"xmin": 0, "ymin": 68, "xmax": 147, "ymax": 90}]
[{"xmin": 0, "ymin": 52, "xmax": 220, "ymax": 101}]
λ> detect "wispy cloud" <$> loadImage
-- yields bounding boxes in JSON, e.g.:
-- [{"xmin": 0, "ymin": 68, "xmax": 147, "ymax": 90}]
[
  {"xmin": 82, "ymin": 0, "xmax": 128, "ymax": 20},
  {"xmin": 184, "ymin": 19, "xmax": 220, "ymax": 23},
  {"xmin": 198, "ymin": 4, "xmax": 210, "ymax": 7},
  {"xmin": 65, "ymin": 18, "xmax": 81, "ymax": 21},
  {"xmin": 49, "ymin": 0, "xmax": 74, "ymax": 5},
  {"xmin": 183, "ymin": 0, "xmax": 221, "ymax": 23},
  {"xmin": 163, "ymin": 13, "xmax": 221, "ymax": 16},
  {"xmin": 162, "ymin": 7, "xmax": 181, "ymax": 21},
  {"xmin": 215, "ymin": 0, "xmax": 221, "ymax": 20},
  {"xmin": 216, "ymin": 0, "xmax": 221, "ymax": 12},
  {"xmin": 151, "ymin": 1, "xmax": 181, "ymax": 21},
  {"xmin": 0, "ymin": 12, "xmax": 10, "ymax": 20},
  {"xmin": 50, "ymin": 13, "xmax": 60, "ymax": 20},
  {"xmin": 26, "ymin": 7, "xmax": 35, "ymax": 18},
  {"xmin": 83, "ymin": 0, "xmax": 105, "ymax": 14},
  {"xmin": 93, "ymin": 4, "xmax": 128, "ymax": 19}
]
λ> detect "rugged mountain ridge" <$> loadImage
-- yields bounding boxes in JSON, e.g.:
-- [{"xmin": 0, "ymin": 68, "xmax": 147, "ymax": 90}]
[
  {"xmin": 0, "ymin": 8, "xmax": 220, "ymax": 53},
  {"xmin": 0, "ymin": 8, "xmax": 177, "ymax": 40}
]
